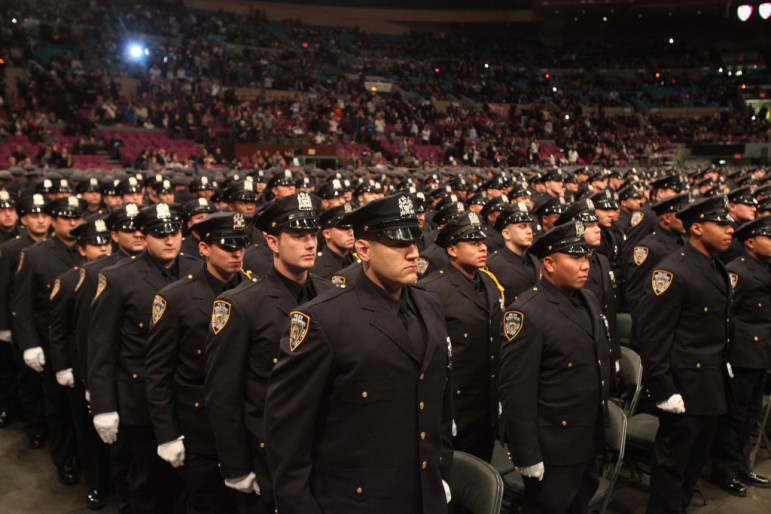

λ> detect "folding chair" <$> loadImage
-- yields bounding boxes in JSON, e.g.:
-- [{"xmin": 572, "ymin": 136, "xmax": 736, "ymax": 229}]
[{"xmin": 448, "ymin": 450, "xmax": 504, "ymax": 514}]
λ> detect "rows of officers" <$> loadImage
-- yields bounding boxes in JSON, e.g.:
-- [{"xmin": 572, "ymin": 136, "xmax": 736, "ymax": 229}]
[{"xmin": 0, "ymin": 161, "xmax": 770, "ymax": 514}]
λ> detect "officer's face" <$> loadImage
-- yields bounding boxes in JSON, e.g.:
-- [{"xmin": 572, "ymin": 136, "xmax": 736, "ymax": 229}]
[
  {"xmin": 194, "ymin": 190, "xmax": 214, "ymax": 200},
  {"xmin": 230, "ymin": 200, "xmax": 256, "ymax": 215},
  {"xmin": 358, "ymin": 192, "xmax": 382, "ymax": 206},
  {"xmin": 584, "ymin": 222, "xmax": 602, "ymax": 247},
  {"xmin": 81, "ymin": 192, "xmax": 101, "ymax": 208},
  {"xmin": 595, "ymin": 209, "xmax": 615, "ymax": 228},
  {"xmin": 21, "ymin": 213, "xmax": 51, "ymax": 237},
  {"xmin": 79, "ymin": 243, "xmax": 112, "ymax": 262},
  {"xmin": 112, "ymin": 230, "xmax": 146, "ymax": 255},
  {"xmin": 187, "ymin": 213, "xmax": 210, "ymax": 228},
  {"xmin": 199, "ymin": 241, "xmax": 245, "ymax": 281},
  {"xmin": 123, "ymin": 192, "xmax": 143, "ymax": 204},
  {"xmin": 158, "ymin": 192, "xmax": 175, "ymax": 203},
  {"xmin": 324, "ymin": 196, "xmax": 346, "ymax": 210},
  {"xmin": 621, "ymin": 198, "xmax": 642, "ymax": 212},
  {"xmin": 749, "ymin": 235, "xmax": 771, "ymax": 259},
  {"xmin": 273, "ymin": 185, "xmax": 296, "ymax": 198},
  {"xmin": 269, "ymin": 229, "xmax": 318, "ymax": 273},
  {"xmin": 0, "ymin": 207, "xmax": 18, "ymax": 230},
  {"xmin": 545, "ymin": 180, "xmax": 565, "ymax": 196},
  {"xmin": 324, "ymin": 227, "xmax": 354, "ymax": 252},
  {"xmin": 448, "ymin": 239, "xmax": 487, "ymax": 271},
  {"xmin": 52, "ymin": 216, "xmax": 84, "ymax": 243},
  {"xmin": 144, "ymin": 230, "xmax": 182, "ymax": 267},
  {"xmin": 356, "ymin": 237, "xmax": 420, "ymax": 297},
  {"xmin": 543, "ymin": 253, "xmax": 590, "ymax": 292},
  {"xmin": 502, "ymin": 222, "xmax": 533, "ymax": 248},
  {"xmin": 730, "ymin": 203, "xmax": 756, "ymax": 223},
  {"xmin": 104, "ymin": 195, "xmax": 123, "ymax": 209},
  {"xmin": 692, "ymin": 221, "xmax": 734, "ymax": 253},
  {"xmin": 666, "ymin": 214, "xmax": 686, "ymax": 235}
]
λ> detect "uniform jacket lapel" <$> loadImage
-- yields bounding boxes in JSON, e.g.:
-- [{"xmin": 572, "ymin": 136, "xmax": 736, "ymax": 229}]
[
  {"xmin": 446, "ymin": 266, "xmax": 487, "ymax": 311},
  {"xmin": 265, "ymin": 269, "xmax": 300, "ymax": 318},
  {"xmin": 543, "ymin": 280, "xmax": 594, "ymax": 338},
  {"xmin": 140, "ymin": 252, "xmax": 169, "ymax": 292}
]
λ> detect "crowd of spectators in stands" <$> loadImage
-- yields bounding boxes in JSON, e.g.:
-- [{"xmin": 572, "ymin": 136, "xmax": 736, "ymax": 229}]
[{"xmin": 1, "ymin": 0, "xmax": 770, "ymax": 172}]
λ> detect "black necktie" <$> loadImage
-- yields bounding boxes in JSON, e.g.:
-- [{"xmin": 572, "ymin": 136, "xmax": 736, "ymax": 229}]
[{"xmin": 398, "ymin": 298, "xmax": 426, "ymax": 358}]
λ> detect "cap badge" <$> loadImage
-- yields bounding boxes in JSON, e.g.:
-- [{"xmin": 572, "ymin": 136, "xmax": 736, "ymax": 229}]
[
  {"xmin": 343, "ymin": 202, "xmax": 353, "ymax": 213},
  {"xmin": 244, "ymin": 181, "xmax": 253, "ymax": 192},
  {"xmin": 198, "ymin": 198, "xmax": 208, "ymax": 206},
  {"xmin": 0, "ymin": 191, "xmax": 8, "ymax": 200},
  {"xmin": 201, "ymin": 176, "xmax": 208, "ymax": 184},
  {"xmin": 44, "ymin": 179, "xmax": 52, "ymax": 188},
  {"xmin": 297, "ymin": 192, "xmax": 313, "ymax": 211},
  {"xmin": 68, "ymin": 196, "xmax": 79, "ymax": 208},
  {"xmin": 233, "ymin": 213, "xmax": 246, "ymax": 230},
  {"xmin": 33, "ymin": 194, "xmax": 45, "ymax": 206},
  {"xmin": 398, "ymin": 196, "xmax": 416, "ymax": 217},
  {"xmin": 575, "ymin": 220, "xmax": 585, "ymax": 238},
  {"xmin": 156, "ymin": 203, "xmax": 171, "ymax": 219},
  {"xmin": 469, "ymin": 212, "xmax": 480, "ymax": 226},
  {"xmin": 126, "ymin": 203, "xmax": 139, "ymax": 218},
  {"xmin": 94, "ymin": 219, "xmax": 107, "ymax": 232},
  {"xmin": 333, "ymin": 179, "xmax": 341, "ymax": 189},
  {"xmin": 128, "ymin": 177, "xmax": 137, "ymax": 186},
  {"xmin": 586, "ymin": 199, "xmax": 595, "ymax": 210},
  {"xmin": 516, "ymin": 201, "xmax": 528, "ymax": 212},
  {"xmin": 723, "ymin": 196, "xmax": 729, "ymax": 209},
  {"xmin": 60, "ymin": 179, "xmax": 67, "ymax": 187}
]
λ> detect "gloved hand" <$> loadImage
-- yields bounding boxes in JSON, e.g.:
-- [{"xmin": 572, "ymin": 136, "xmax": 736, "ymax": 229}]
[
  {"xmin": 225, "ymin": 472, "xmax": 260, "ymax": 494},
  {"xmin": 656, "ymin": 393, "xmax": 686, "ymax": 414},
  {"xmin": 726, "ymin": 362, "xmax": 734, "ymax": 379},
  {"xmin": 442, "ymin": 479, "xmax": 452, "ymax": 503},
  {"xmin": 498, "ymin": 402, "xmax": 503, "ymax": 417},
  {"xmin": 85, "ymin": 390, "xmax": 91, "ymax": 403},
  {"xmin": 516, "ymin": 461, "xmax": 545, "ymax": 481},
  {"xmin": 615, "ymin": 360, "xmax": 621, "ymax": 373},
  {"xmin": 55, "ymin": 368, "xmax": 75, "ymax": 388},
  {"xmin": 452, "ymin": 419, "xmax": 457, "ymax": 437},
  {"xmin": 93, "ymin": 412, "xmax": 120, "ymax": 444},
  {"xmin": 0, "ymin": 329, "xmax": 12, "ymax": 343},
  {"xmin": 23, "ymin": 347, "xmax": 45, "ymax": 373},
  {"xmin": 157, "ymin": 436, "xmax": 185, "ymax": 468}
]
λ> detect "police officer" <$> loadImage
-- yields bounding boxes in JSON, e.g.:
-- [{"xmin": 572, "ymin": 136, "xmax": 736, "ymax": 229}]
[
  {"xmin": 147, "ymin": 212, "xmax": 252, "ymax": 513},
  {"xmin": 205, "ymin": 193, "xmax": 332, "ymax": 513},
  {"xmin": 77, "ymin": 177, "xmax": 104, "ymax": 216},
  {"xmin": 711, "ymin": 217, "xmax": 771, "ymax": 495},
  {"xmin": 180, "ymin": 198, "xmax": 216, "ymax": 259},
  {"xmin": 313, "ymin": 203, "xmax": 357, "ymax": 280},
  {"xmin": 499, "ymin": 220, "xmax": 610, "ymax": 514},
  {"xmin": 0, "ymin": 190, "xmax": 19, "ymax": 242},
  {"xmin": 13, "ymin": 196, "xmax": 87, "ymax": 484},
  {"xmin": 720, "ymin": 186, "xmax": 758, "ymax": 264},
  {"xmin": 265, "ymin": 193, "xmax": 453, "ymax": 514},
  {"xmin": 88, "ymin": 202, "xmax": 198, "ymax": 513},
  {"xmin": 419, "ymin": 211, "xmax": 503, "ymax": 462},
  {"xmin": 0, "ymin": 194, "xmax": 51, "ymax": 436},
  {"xmin": 486, "ymin": 202, "xmax": 540, "ymax": 304},
  {"xmin": 636, "ymin": 196, "xmax": 734, "ymax": 513},
  {"xmin": 48, "ymin": 218, "xmax": 112, "ymax": 509}
]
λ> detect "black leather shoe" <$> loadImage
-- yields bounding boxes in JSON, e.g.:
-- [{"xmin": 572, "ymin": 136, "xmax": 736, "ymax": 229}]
[
  {"xmin": 739, "ymin": 472, "xmax": 771, "ymax": 488},
  {"xmin": 27, "ymin": 433, "xmax": 45, "ymax": 449},
  {"xmin": 86, "ymin": 489, "xmax": 105, "ymax": 510},
  {"xmin": 718, "ymin": 477, "xmax": 747, "ymax": 497},
  {"xmin": 57, "ymin": 464, "xmax": 79, "ymax": 485},
  {"xmin": 0, "ymin": 410, "xmax": 11, "ymax": 428}
]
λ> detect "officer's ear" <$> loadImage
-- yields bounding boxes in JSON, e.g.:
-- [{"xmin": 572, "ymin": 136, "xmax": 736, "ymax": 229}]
[
  {"xmin": 265, "ymin": 233, "xmax": 279, "ymax": 254},
  {"xmin": 541, "ymin": 255, "xmax": 557, "ymax": 274},
  {"xmin": 446, "ymin": 244, "xmax": 458, "ymax": 259},
  {"xmin": 355, "ymin": 238, "xmax": 372, "ymax": 263}
]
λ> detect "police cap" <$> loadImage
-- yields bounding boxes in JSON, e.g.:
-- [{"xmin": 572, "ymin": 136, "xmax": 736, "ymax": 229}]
[
  {"xmin": 341, "ymin": 192, "xmax": 422, "ymax": 242},
  {"xmin": 190, "ymin": 211, "xmax": 251, "ymax": 250},
  {"xmin": 727, "ymin": 186, "xmax": 758, "ymax": 206},
  {"xmin": 44, "ymin": 196, "xmax": 86, "ymax": 219},
  {"xmin": 676, "ymin": 195, "xmax": 733, "ymax": 227},
  {"xmin": 16, "ymin": 194, "xmax": 47, "ymax": 216},
  {"xmin": 106, "ymin": 203, "xmax": 141, "ymax": 231},
  {"xmin": 0, "ymin": 190, "xmax": 15, "ymax": 209},
  {"xmin": 71, "ymin": 218, "xmax": 111, "ymax": 246},
  {"xmin": 734, "ymin": 217, "xmax": 771, "ymax": 242},
  {"xmin": 136, "ymin": 203, "xmax": 183, "ymax": 235},
  {"xmin": 255, "ymin": 192, "xmax": 321, "ymax": 234},
  {"xmin": 495, "ymin": 202, "xmax": 533, "ymax": 231},
  {"xmin": 556, "ymin": 198, "xmax": 601, "ymax": 225},
  {"xmin": 530, "ymin": 220, "xmax": 592, "ymax": 259},
  {"xmin": 651, "ymin": 193, "xmax": 692, "ymax": 216},
  {"xmin": 320, "ymin": 203, "xmax": 354, "ymax": 229},
  {"xmin": 435, "ymin": 211, "xmax": 487, "ymax": 248}
]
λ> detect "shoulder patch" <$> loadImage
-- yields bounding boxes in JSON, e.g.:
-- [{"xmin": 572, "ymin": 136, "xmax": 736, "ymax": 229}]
[
  {"xmin": 74, "ymin": 268, "xmax": 86, "ymax": 292},
  {"xmin": 417, "ymin": 257, "xmax": 429, "ymax": 276},
  {"xmin": 633, "ymin": 246, "xmax": 649, "ymax": 266},
  {"xmin": 49, "ymin": 279, "xmax": 61, "ymax": 301},
  {"xmin": 95, "ymin": 273, "xmax": 107, "ymax": 299},
  {"xmin": 503, "ymin": 310, "xmax": 524, "ymax": 341},
  {"xmin": 289, "ymin": 311, "xmax": 310, "ymax": 351},
  {"xmin": 728, "ymin": 273, "xmax": 738, "ymax": 289},
  {"xmin": 16, "ymin": 251, "xmax": 24, "ymax": 273},
  {"xmin": 211, "ymin": 301, "xmax": 231, "ymax": 334},
  {"xmin": 652, "ymin": 270, "xmax": 673, "ymax": 295},
  {"xmin": 331, "ymin": 275, "xmax": 346, "ymax": 288},
  {"xmin": 152, "ymin": 295, "xmax": 167, "ymax": 324},
  {"xmin": 630, "ymin": 211, "xmax": 644, "ymax": 227}
]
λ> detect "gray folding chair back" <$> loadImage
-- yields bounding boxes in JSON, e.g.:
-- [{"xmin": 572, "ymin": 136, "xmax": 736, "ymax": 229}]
[
  {"xmin": 616, "ymin": 312, "xmax": 632, "ymax": 347},
  {"xmin": 448, "ymin": 450, "xmax": 504, "ymax": 514},
  {"xmin": 618, "ymin": 346, "xmax": 643, "ymax": 417},
  {"xmin": 589, "ymin": 402, "xmax": 628, "ymax": 513}
]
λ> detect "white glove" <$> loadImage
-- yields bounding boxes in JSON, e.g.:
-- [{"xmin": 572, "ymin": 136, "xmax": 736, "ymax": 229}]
[
  {"xmin": 55, "ymin": 368, "xmax": 75, "ymax": 388},
  {"xmin": 157, "ymin": 436, "xmax": 185, "ymax": 468},
  {"xmin": 615, "ymin": 360, "xmax": 621, "ymax": 373},
  {"xmin": 656, "ymin": 393, "xmax": 686, "ymax": 414},
  {"xmin": 85, "ymin": 390, "xmax": 90, "ymax": 403},
  {"xmin": 23, "ymin": 347, "xmax": 46, "ymax": 373},
  {"xmin": 516, "ymin": 461, "xmax": 545, "ymax": 481},
  {"xmin": 0, "ymin": 329, "xmax": 11, "ymax": 342},
  {"xmin": 442, "ymin": 479, "xmax": 452, "ymax": 503},
  {"xmin": 498, "ymin": 402, "xmax": 503, "ymax": 417},
  {"xmin": 93, "ymin": 412, "xmax": 120, "ymax": 444},
  {"xmin": 225, "ymin": 471, "xmax": 261, "ymax": 495},
  {"xmin": 452, "ymin": 419, "xmax": 457, "ymax": 437},
  {"xmin": 726, "ymin": 362, "xmax": 734, "ymax": 379}
]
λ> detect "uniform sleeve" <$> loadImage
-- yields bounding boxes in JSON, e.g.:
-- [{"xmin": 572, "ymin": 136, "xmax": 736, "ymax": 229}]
[
  {"xmin": 73, "ymin": 274, "xmax": 95, "ymax": 385},
  {"xmin": 635, "ymin": 269, "xmax": 683, "ymax": 403},
  {"xmin": 625, "ymin": 247, "xmax": 654, "ymax": 314},
  {"xmin": 11, "ymin": 251, "xmax": 41, "ymax": 351},
  {"xmin": 498, "ymin": 307, "xmax": 543, "ymax": 467},
  {"xmin": 88, "ymin": 273, "xmax": 122, "ymax": 415},
  {"xmin": 265, "ymin": 307, "xmax": 331, "ymax": 514},
  {"xmin": 0, "ymin": 244, "xmax": 14, "ymax": 330},
  {"xmin": 146, "ymin": 293, "xmax": 181, "ymax": 444},
  {"xmin": 48, "ymin": 277, "xmax": 74, "ymax": 372},
  {"xmin": 203, "ymin": 299, "xmax": 253, "ymax": 478}
]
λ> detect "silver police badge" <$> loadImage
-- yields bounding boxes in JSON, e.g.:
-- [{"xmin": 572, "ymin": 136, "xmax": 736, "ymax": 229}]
[
  {"xmin": 504, "ymin": 310, "xmax": 524, "ymax": 341},
  {"xmin": 233, "ymin": 213, "xmax": 246, "ymax": 230},
  {"xmin": 575, "ymin": 220, "xmax": 585, "ymax": 238},
  {"xmin": 289, "ymin": 311, "xmax": 310, "ymax": 351},
  {"xmin": 126, "ymin": 203, "xmax": 140, "ymax": 218},
  {"xmin": 156, "ymin": 203, "xmax": 171, "ymax": 219},
  {"xmin": 94, "ymin": 219, "xmax": 107, "ymax": 233},
  {"xmin": 652, "ymin": 270, "xmax": 673, "ymax": 295},
  {"xmin": 152, "ymin": 295, "xmax": 167, "ymax": 324},
  {"xmin": 398, "ymin": 195, "xmax": 415, "ymax": 217},
  {"xmin": 728, "ymin": 273, "xmax": 738, "ymax": 289},
  {"xmin": 331, "ymin": 275, "xmax": 346, "ymax": 287},
  {"xmin": 630, "ymin": 211, "xmax": 644, "ymax": 227},
  {"xmin": 297, "ymin": 192, "xmax": 313, "ymax": 211},
  {"xmin": 417, "ymin": 257, "xmax": 429, "ymax": 276},
  {"xmin": 633, "ymin": 246, "xmax": 649, "ymax": 266},
  {"xmin": 211, "ymin": 301, "xmax": 231, "ymax": 334},
  {"xmin": 468, "ymin": 212, "xmax": 480, "ymax": 226}
]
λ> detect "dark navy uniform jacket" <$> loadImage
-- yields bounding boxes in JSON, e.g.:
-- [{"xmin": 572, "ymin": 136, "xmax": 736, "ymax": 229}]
[{"xmin": 726, "ymin": 252, "xmax": 771, "ymax": 369}]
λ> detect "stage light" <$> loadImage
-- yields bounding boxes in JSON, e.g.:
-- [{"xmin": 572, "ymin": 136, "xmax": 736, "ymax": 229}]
[
  {"xmin": 565, "ymin": 115, "xmax": 570, "ymax": 120},
  {"xmin": 669, "ymin": 38, "xmax": 674, "ymax": 44},
  {"xmin": 484, "ymin": 63, "xmax": 489, "ymax": 69},
  {"xmin": 144, "ymin": 48, "xmax": 149, "ymax": 56},
  {"xmin": 760, "ymin": 3, "xmax": 771, "ymax": 19},
  {"xmin": 736, "ymin": 70, "xmax": 743, "ymax": 76},
  {"xmin": 655, "ymin": 72, "xmax": 660, "ymax": 78},
  {"xmin": 552, "ymin": 87, "xmax": 557, "ymax": 92},
  {"xmin": 737, "ymin": 5, "xmax": 753, "ymax": 22},
  {"xmin": 434, "ymin": 68, "xmax": 439, "ymax": 73},
  {"xmin": 129, "ymin": 45, "xmax": 142, "ymax": 59},
  {"xmin": 12, "ymin": 18, "xmax": 17, "ymax": 24}
]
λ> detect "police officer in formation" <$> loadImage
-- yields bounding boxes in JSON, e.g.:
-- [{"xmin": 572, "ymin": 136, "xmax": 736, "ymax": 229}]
[{"xmin": 4, "ymin": 163, "xmax": 771, "ymax": 513}]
